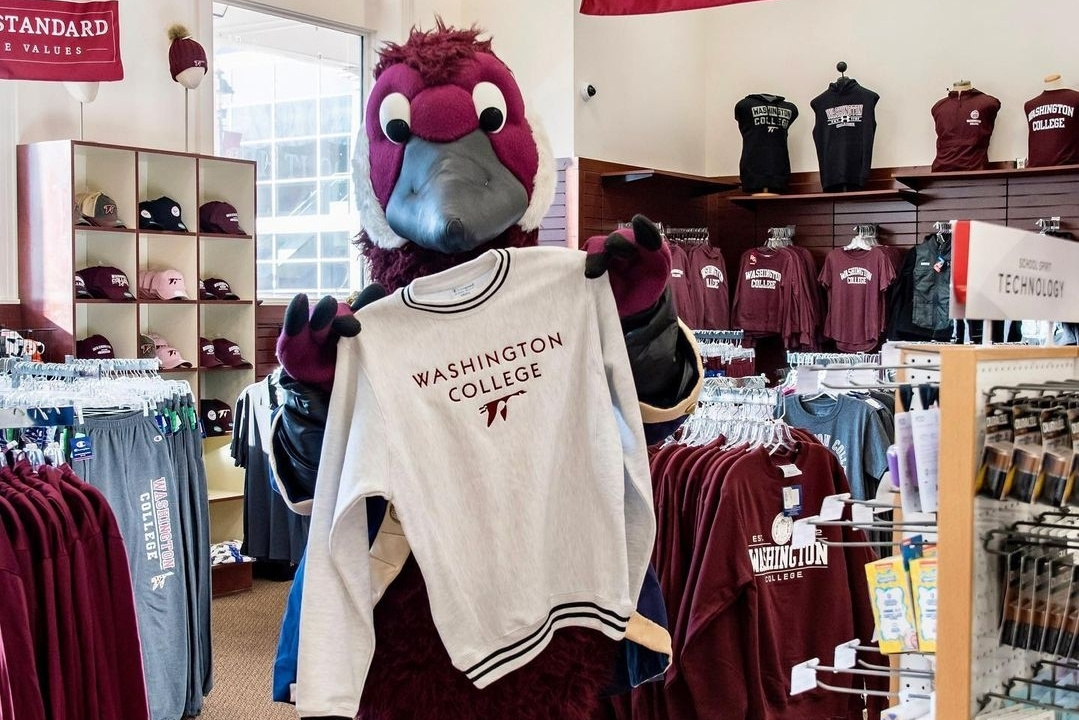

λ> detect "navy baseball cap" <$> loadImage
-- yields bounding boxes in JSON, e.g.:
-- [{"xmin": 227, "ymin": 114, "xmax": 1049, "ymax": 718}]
[{"xmin": 138, "ymin": 196, "xmax": 188, "ymax": 232}]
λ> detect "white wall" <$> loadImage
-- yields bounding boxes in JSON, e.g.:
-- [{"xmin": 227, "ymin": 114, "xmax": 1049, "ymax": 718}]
[
  {"xmin": 16, "ymin": 0, "xmax": 212, "ymax": 153},
  {"xmin": 574, "ymin": 10, "xmax": 708, "ymax": 175},
  {"xmin": 459, "ymin": 0, "xmax": 575, "ymax": 159},
  {"xmin": 704, "ymin": 0, "xmax": 1079, "ymax": 176}
]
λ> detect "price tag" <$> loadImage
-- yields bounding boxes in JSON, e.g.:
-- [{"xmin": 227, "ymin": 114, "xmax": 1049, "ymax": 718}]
[
  {"xmin": 790, "ymin": 659, "xmax": 818, "ymax": 695},
  {"xmin": 820, "ymin": 493, "xmax": 850, "ymax": 521},
  {"xmin": 782, "ymin": 485, "xmax": 803, "ymax": 517},
  {"xmin": 779, "ymin": 464, "xmax": 803, "ymax": 478},
  {"xmin": 833, "ymin": 640, "xmax": 857, "ymax": 669},
  {"xmin": 70, "ymin": 433, "xmax": 93, "ymax": 461},
  {"xmin": 791, "ymin": 517, "xmax": 817, "ymax": 549},
  {"xmin": 852, "ymin": 503, "xmax": 875, "ymax": 526}
]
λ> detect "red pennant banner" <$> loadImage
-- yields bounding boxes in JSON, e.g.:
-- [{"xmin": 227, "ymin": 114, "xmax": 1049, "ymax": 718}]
[
  {"xmin": 580, "ymin": 0, "xmax": 772, "ymax": 14},
  {"xmin": 0, "ymin": 0, "xmax": 123, "ymax": 81}
]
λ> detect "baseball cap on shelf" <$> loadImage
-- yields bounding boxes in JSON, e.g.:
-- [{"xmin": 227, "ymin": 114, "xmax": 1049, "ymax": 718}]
[
  {"xmin": 199, "ymin": 201, "xmax": 245, "ymax": 235},
  {"xmin": 138, "ymin": 334, "xmax": 157, "ymax": 360},
  {"xmin": 200, "ymin": 398, "xmax": 233, "ymax": 437},
  {"xmin": 74, "ymin": 272, "xmax": 92, "ymax": 299},
  {"xmin": 138, "ymin": 196, "xmax": 188, "ymax": 232},
  {"xmin": 198, "ymin": 280, "xmax": 216, "ymax": 300},
  {"xmin": 74, "ymin": 199, "xmax": 90, "ymax": 226},
  {"xmin": 148, "ymin": 268, "xmax": 189, "ymax": 300},
  {"xmin": 212, "ymin": 337, "xmax": 252, "ymax": 368},
  {"xmin": 199, "ymin": 337, "xmax": 224, "ymax": 368},
  {"xmin": 76, "ymin": 334, "xmax": 115, "ymax": 360},
  {"xmin": 148, "ymin": 333, "xmax": 192, "ymax": 369},
  {"xmin": 75, "ymin": 192, "xmax": 126, "ymax": 228},
  {"xmin": 76, "ymin": 266, "xmax": 135, "ymax": 300},
  {"xmin": 202, "ymin": 277, "xmax": 239, "ymax": 300}
]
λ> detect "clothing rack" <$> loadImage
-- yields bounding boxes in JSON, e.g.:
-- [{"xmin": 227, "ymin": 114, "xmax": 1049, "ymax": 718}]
[
  {"xmin": 787, "ymin": 351, "xmax": 882, "ymax": 367},
  {"xmin": 693, "ymin": 329, "xmax": 744, "ymax": 342},
  {"xmin": 1036, "ymin": 216, "xmax": 1063, "ymax": 233},
  {"xmin": 663, "ymin": 226, "xmax": 710, "ymax": 244},
  {"xmin": 765, "ymin": 225, "xmax": 795, "ymax": 248}
]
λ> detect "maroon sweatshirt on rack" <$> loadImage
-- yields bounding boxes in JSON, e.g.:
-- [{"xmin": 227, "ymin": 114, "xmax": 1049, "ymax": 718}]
[
  {"xmin": 673, "ymin": 443, "xmax": 885, "ymax": 720},
  {"xmin": 733, "ymin": 248, "xmax": 801, "ymax": 340},
  {"xmin": 687, "ymin": 244, "xmax": 730, "ymax": 330},
  {"xmin": 668, "ymin": 243, "xmax": 698, "ymax": 327},
  {"xmin": 0, "ymin": 484, "xmax": 67, "ymax": 720},
  {"xmin": 0, "ymin": 515, "xmax": 46, "ymax": 720}
]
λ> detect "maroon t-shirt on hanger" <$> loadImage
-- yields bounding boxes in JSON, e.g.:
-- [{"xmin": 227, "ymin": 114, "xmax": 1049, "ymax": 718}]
[
  {"xmin": 1025, "ymin": 89, "xmax": 1079, "ymax": 167},
  {"xmin": 819, "ymin": 246, "xmax": 896, "ymax": 352},
  {"xmin": 687, "ymin": 244, "xmax": 730, "ymax": 330}
]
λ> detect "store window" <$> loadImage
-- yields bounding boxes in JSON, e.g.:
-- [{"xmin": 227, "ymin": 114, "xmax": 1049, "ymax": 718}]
[{"xmin": 212, "ymin": 3, "xmax": 366, "ymax": 300}]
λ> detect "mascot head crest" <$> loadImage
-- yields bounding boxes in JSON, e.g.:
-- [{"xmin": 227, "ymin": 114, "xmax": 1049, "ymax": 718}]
[{"xmin": 353, "ymin": 21, "xmax": 554, "ymax": 290}]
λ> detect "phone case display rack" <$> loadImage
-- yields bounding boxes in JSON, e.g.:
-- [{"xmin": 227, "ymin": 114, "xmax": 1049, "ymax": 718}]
[
  {"xmin": 897, "ymin": 344, "xmax": 1079, "ymax": 718},
  {"xmin": 16, "ymin": 139, "xmax": 255, "ymax": 543}
]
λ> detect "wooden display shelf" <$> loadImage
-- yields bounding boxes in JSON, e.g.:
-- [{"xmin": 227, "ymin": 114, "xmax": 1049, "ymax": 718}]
[
  {"xmin": 199, "ymin": 232, "xmax": 254, "ymax": 240},
  {"xmin": 160, "ymin": 367, "xmax": 196, "ymax": 373},
  {"xmin": 137, "ymin": 229, "xmax": 197, "ymax": 237},
  {"xmin": 207, "ymin": 488, "xmax": 244, "ymax": 503},
  {"xmin": 728, "ymin": 187, "xmax": 918, "ymax": 208},
  {"xmin": 75, "ymin": 298, "xmax": 136, "ymax": 304},
  {"xmin": 600, "ymin": 168, "xmax": 739, "ymax": 196},
  {"xmin": 894, "ymin": 163, "xmax": 1079, "ymax": 189},
  {"xmin": 138, "ymin": 299, "xmax": 197, "ymax": 305},
  {"xmin": 74, "ymin": 225, "xmax": 138, "ymax": 234},
  {"xmin": 199, "ymin": 365, "xmax": 253, "ymax": 372},
  {"xmin": 200, "ymin": 299, "xmax": 253, "ymax": 305}
]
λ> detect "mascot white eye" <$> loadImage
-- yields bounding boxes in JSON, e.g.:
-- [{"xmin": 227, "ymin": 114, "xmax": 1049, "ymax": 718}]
[
  {"xmin": 472, "ymin": 81, "xmax": 507, "ymax": 133},
  {"xmin": 379, "ymin": 92, "xmax": 412, "ymax": 144}
]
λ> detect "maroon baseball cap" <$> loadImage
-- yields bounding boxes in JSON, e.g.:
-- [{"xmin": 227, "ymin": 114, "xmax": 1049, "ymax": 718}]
[
  {"xmin": 76, "ymin": 334, "xmax": 115, "ymax": 359},
  {"xmin": 212, "ymin": 338, "xmax": 252, "ymax": 367},
  {"xmin": 76, "ymin": 266, "xmax": 135, "ymax": 300},
  {"xmin": 199, "ymin": 201, "xmax": 245, "ymax": 235},
  {"xmin": 200, "ymin": 398, "xmax": 233, "ymax": 437},
  {"xmin": 200, "ymin": 337, "xmax": 224, "ymax": 368}
]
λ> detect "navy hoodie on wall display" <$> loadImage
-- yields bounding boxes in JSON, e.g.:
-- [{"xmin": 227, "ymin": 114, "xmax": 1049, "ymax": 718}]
[
  {"xmin": 811, "ymin": 78, "xmax": 880, "ymax": 192},
  {"xmin": 735, "ymin": 94, "xmax": 799, "ymax": 193}
]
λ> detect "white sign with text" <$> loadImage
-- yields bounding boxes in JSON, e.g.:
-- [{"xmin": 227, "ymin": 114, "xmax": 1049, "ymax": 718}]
[{"xmin": 951, "ymin": 220, "xmax": 1079, "ymax": 322}]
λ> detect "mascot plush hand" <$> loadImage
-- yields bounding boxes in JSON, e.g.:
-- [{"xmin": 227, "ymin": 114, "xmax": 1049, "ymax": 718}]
[{"xmin": 272, "ymin": 21, "xmax": 701, "ymax": 720}]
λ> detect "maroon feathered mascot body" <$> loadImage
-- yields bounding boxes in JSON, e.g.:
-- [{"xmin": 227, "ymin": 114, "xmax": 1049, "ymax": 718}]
[{"xmin": 348, "ymin": 22, "xmax": 617, "ymax": 720}]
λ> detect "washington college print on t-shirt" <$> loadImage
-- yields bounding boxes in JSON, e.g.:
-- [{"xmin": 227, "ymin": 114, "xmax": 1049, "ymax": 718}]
[
  {"xmin": 811, "ymin": 78, "xmax": 880, "ymax": 192},
  {"xmin": 735, "ymin": 93, "xmax": 799, "ymax": 193},
  {"xmin": 1025, "ymin": 89, "xmax": 1079, "ymax": 167}
]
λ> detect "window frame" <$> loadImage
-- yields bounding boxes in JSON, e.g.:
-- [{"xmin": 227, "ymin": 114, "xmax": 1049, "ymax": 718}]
[{"xmin": 212, "ymin": 1, "xmax": 369, "ymax": 303}]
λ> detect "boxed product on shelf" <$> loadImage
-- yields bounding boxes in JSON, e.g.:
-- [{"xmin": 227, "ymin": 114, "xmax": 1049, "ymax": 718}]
[{"xmin": 865, "ymin": 555, "xmax": 919, "ymax": 654}]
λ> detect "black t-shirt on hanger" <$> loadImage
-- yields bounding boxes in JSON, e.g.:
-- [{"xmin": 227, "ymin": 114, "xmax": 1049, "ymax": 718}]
[
  {"xmin": 811, "ymin": 78, "xmax": 880, "ymax": 192},
  {"xmin": 734, "ymin": 94, "xmax": 799, "ymax": 194}
]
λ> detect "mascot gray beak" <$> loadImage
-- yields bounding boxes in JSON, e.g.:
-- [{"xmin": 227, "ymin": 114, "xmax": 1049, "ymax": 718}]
[{"xmin": 384, "ymin": 130, "xmax": 529, "ymax": 254}]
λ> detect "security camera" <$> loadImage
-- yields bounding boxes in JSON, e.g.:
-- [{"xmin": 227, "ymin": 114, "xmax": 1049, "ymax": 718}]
[{"xmin": 581, "ymin": 84, "xmax": 597, "ymax": 101}]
